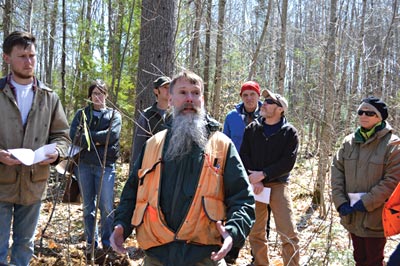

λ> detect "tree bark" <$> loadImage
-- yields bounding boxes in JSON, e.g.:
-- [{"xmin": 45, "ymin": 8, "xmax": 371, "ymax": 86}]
[
  {"xmin": 211, "ymin": 0, "xmax": 226, "ymax": 120},
  {"xmin": 313, "ymin": 0, "xmax": 337, "ymax": 217}
]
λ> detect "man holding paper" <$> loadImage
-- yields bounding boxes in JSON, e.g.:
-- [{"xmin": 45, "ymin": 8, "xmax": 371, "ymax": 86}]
[
  {"xmin": 331, "ymin": 96, "xmax": 400, "ymax": 266},
  {"xmin": 240, "ymin": 89, "xmax": 299, "ymax": 266},
  {"xmin": 0, "ymin": 31, "xmax": 70, "ymax": 266}
]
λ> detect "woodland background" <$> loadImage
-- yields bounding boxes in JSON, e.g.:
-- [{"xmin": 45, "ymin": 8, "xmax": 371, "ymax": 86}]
[{"xmin": 1, "ymin": 0, "xmax": 400, "ymax": 265}]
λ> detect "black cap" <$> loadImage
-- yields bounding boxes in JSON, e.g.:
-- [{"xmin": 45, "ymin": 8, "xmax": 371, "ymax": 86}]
[{"xmin": 153, "ymin": 76, "xmax": 171, "ymax": 88}]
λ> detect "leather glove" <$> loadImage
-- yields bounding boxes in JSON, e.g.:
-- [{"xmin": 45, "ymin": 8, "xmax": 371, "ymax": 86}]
[
  {"xmin": 338, "ymin": 202, "xmax": 354, "ymax": 216},
  {"xmin": 353, "ymin": 200, "xmax": 367, "ymax": 212}
]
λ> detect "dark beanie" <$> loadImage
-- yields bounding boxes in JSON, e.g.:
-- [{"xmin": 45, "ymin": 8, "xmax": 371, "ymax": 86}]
[{"xmin": 359, "ymin": 96, "xmax": 388, "ymax": 120}]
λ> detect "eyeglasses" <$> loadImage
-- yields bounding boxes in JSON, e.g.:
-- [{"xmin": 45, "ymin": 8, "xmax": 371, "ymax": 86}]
[
  {"xmin": 264, "ymin": 98, "xmax": 282, "ymax": 107},
  {"xmin": 92, "ymin": 91, "xmax": 105, "ymax": 97},
  {"xmin": 357, "ymin": 110, "xmax": 376, "ymax": 117}
]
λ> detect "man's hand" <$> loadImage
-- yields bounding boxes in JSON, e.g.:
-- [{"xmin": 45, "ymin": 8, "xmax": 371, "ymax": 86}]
[
  {"xmin": 110, "ymin": 224, "xmax": 128, "ymax": 254},
  {"xmin": 39, "ymin": 151, "xmax": 59, "ymax": 165},
  {"xmin": 0, "ymin": 149, "xmax": 21, "ymax": 166},
  {"xmin": 252, "ymin": 181, "xmax": 264, "ymax": 195},
  {"xmin": 248, "ymin": 170, "xmax": 265, "ymax": 184},
  {"xmin": 210, "ymin": 221, "xmax": 233, "ymax": 261}
]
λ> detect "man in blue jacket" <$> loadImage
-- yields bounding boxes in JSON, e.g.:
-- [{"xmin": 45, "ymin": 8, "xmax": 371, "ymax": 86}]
[{"xmin": 223, "ymin": 81, "xmax": 262, "ymax": 151}]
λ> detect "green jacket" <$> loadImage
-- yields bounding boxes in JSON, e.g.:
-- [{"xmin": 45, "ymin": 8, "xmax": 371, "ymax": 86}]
[
  {"xmin": 0, "ymin": 75, "xmax": 70, "ymax": 205},
  {"xmin": 114, "ymin": 116, "xmax": 255, "ymax": 265},
  {"xmin": 331, "ymin": 122, "xmax": 400, "ymax": 237}
]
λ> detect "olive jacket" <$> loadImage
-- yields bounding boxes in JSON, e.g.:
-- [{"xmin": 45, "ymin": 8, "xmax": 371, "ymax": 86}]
[
  {"xmin": 0, "ymin": 75, "xmax": 70, "ymax": 205},
  {"xmin": 331, "ymin": 122, "xmax": 400, "ymax": 237}
]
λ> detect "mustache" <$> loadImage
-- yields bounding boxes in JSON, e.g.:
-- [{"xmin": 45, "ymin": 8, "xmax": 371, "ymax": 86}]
[{"xmin": 176, "ymin": 103, "xmax": 199, "ymax": 114}]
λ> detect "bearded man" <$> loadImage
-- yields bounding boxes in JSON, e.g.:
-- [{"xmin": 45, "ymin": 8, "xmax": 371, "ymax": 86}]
[{"xmin": 110, "ymin": 70, "xmax": 255, "ymax": 266}]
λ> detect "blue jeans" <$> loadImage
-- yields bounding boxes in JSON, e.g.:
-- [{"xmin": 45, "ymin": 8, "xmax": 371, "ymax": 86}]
[
  {"xmin": 0, "ymin": 201, "xmax": 41, "ymax": 266},
  {"xmin": 76, "ymin": 162, "xmax": 115, "ymax": 248},
  {"xmin": 387, "ymin": 243, "xmax": 400, "ymax": 266}
]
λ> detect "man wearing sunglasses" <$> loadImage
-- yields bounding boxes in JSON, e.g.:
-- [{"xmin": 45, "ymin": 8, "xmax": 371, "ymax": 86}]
[
  {"xmin": 240, "ymin": 89, "xmax": 300, "ymax": 266},
  {"xmin": 332, "ymin": 96, "xmax": 400, "ymax": 266}
]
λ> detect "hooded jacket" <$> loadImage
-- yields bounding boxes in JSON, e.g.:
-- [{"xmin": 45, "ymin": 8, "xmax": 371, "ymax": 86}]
[
  {"xmin": 331, "ymin": 122, "xmax": 400, "ymax": 237},
  {"xmin": 0, "ymin": 75, "xmax": 70, "ymax": 205}
]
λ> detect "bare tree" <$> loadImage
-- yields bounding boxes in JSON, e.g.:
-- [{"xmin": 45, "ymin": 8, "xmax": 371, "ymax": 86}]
[
  {"xmin": 130, "ymin": 0, "xmax": 176, "ymax": 169},
  {"xmin": 277, "ymin": 0, "xmax": 288, "ymax": 94},
  {"xmin": 211, "ymin": 0, "xmax": 226, "ymax": 120},
  {"xmin": 313, "ymin": 0, "xmax": 338, "ymax": 216}
]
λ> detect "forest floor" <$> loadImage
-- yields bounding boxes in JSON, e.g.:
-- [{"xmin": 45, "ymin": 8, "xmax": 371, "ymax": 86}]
[{"xmin": 21, "ymin": 157, "xmax": 399, "ymax": 266}]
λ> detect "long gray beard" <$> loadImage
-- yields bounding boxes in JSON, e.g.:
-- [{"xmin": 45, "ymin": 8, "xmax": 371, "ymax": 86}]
[{"xmin": 165, "ymin": 107, "xmax": 208, "ymax": 161}]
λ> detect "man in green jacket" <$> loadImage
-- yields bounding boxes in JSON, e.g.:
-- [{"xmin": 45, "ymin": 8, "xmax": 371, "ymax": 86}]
[
  {"xmin": 110, "ymin": 70, "xmax": 255, "ymax": 266},
  {"xmin": 0, "ymin": 31, "xmax": 70, "ymax": 266},
  {"xmin": 331, "ymin": 96, "xmax": 400, "ymax": 266}
]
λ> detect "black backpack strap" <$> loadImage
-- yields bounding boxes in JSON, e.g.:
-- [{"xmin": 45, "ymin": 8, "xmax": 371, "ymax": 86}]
[{"xmin": 0, "ymin": 77, "xmax": 7, "ymax": 90}]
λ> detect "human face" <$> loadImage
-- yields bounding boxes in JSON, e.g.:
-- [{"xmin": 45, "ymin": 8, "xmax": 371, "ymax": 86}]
[
  {"xmin": 170, "ymin": 78, "xmax": 203, "ymax": 114},
  {"xmin": 260, "ymin": 97, "xmax": 283, "ymax": 119},
  {"xmin": 155, "ymin": 84, "xmax": 170, "ymax": 102},
  {"xmin": 241, "ymin": 90, "xmax": 259, "ymax": 112},
  {"xmin": 91, "ymin": 87, "xmax": 107, "ymax": 110},
  {"xmin": 3, "ymin": 44, "xmax": 36, "ymax": 84},
  {"xmin": 358, "ymin": 109, "xmax": 381, "ymax": 129}
]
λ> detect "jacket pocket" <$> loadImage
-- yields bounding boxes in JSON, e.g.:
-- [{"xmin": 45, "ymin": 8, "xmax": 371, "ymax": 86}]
[
  {"xmin": 202, "ymin": 196, "xmax": 226, "ymax": 222},
  {"xmin": 30, "ymin": 165, "xmax": 50, "ymax": 183},
  {"xmin": 341, "ymin": 214, "xmax": 353, "ymax": 226},
  {"xmin": 131, "ymin": 201, "xmax": 148, "ymax": 226},
  {"xmin": 0, "ymin": 164, "xmax": 17, "ymax": 184},
  {"xmin": 367, "ymin": 156, "xmax": 384, "ymax": 185},
  {"xmin": 363, "ymin": 206, "xmax": 384, "ymax": 231}
]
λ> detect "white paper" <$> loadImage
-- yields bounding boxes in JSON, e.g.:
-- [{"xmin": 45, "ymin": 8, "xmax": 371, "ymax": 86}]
[
  {"xmin": 348, "ymin": 192, "xmax": 366, "ymax": 207},
  {"xmin": 68, "ymin": 145, "xmax": 82, "ymax": 157},
  {"xmin": 252, "ymin": 185, "xmax": 271, "ymax": 204},
  {"xmin": 8, "ymin": 143, "xmax": 57, "ymax": 166}
]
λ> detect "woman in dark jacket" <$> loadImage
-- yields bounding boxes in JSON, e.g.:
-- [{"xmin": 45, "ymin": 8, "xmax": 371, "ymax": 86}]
[{"xmin": 70, "ymin": 79, "xmax": 121, "ymax": 257}]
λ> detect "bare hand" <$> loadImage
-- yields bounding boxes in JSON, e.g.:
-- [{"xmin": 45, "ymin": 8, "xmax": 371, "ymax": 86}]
[
  {"xmin": 252, "ymin": 181, "xmax": 264, "ymax": 195},
  {"xmin": 110, "ymin": 224, "xmax": 128, "ymax": 254},
  {"xmin": 248, "ymin": 170, "xmax": 265, "ymax": 184},
  {"xmin": 0, "ymin": 149, "xmax": 21, "ymax": 166},
  {"xmin": 39, "ymin": 151, "xmax": 59, "ymax": 165},
  {"xmin": 210, "ymin": 221, "xmax": 233, "ymax": 261}
]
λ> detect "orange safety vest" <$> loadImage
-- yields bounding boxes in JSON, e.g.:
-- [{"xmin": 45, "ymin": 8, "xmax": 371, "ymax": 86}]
[
  {"xmin": 131, "ymin": 129, "xmax": 231, "ymax": 250},
  {"xmin": 383, "ymin": 182, "xmax": 400, "ymax": 237}
]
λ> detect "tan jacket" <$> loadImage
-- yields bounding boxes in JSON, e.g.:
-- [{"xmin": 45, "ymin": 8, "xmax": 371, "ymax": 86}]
[
  {"xmin": 0, "ymin": 77, "xmax": 70, "ymax": 205},
  {"xmin": 331, "ymin": 123, "xmax": 400, "ymax": 237},
  {"xmin": 131, "ymin": 130, "xmax": 229, "ymax": 250}
]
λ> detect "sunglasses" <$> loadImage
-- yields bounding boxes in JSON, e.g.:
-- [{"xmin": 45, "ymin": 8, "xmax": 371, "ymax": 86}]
[
  {"xmin": 357, "ymin": 110, "xmax": 376, "ymax": 117},
  {"xmin": 264, "ymin": 98, "xmax": 282, "ymax": 107}
]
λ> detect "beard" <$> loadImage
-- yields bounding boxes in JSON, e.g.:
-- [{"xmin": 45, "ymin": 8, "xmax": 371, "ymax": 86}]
[
  {"xmin": 164, "ymin": 103, "xmax": 208, "ymax": 161},
  {"xmin": 12, "ymin": 68, "xmax": 34, "ymax": 80}
]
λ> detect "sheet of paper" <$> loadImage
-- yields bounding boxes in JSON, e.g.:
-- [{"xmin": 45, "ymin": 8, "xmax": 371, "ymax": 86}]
[
  {"xmin": 8, "ymin": 143, "xmax": 57, "ymax": 166},
  {"xmin": 348, "ymin": 192, "xmax": 366, "ymax": 207},
  {"xmin": 252, "ymin": 185, "xmax": 271, "ymax": 204},
  {"xmin": 68, "ymin": 145, "xmax": 82, "ymax": 157}
]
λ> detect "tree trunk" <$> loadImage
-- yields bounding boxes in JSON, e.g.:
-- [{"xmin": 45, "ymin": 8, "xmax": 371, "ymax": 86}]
[
  {"xmin": 211, "ymin": 0, "xmax": 226, "ymax": 120},
  {"xmin": 277, "ymin": 0, "xmax": 288, "ymax": 94},
  {"xmin": 248, "ymin": 0, "xmax": 273, "ymax": 80},
  {"xmin": 130, "ymin": 0, "xmax": 176, "ymax": 169},
  {"xmin": 313, "ymin": 0, "xmax": 337, "ymax": 217},
  {"xmin": 203, "ymin": 0, "xmax": 212, "ymax": 108},
  {"xmin": 2, "ymin": 0, "xmax": 12, "ymax": 76},
  {"xmin": 189, "ymin": 0, "xmax": 203, "ymax": 73}
]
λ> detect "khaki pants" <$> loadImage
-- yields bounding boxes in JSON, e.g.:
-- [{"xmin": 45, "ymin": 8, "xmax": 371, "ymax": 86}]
[
  {"xmin": 249, "ymin": 182, "xmax": 300, "ymax": 266},
  {"xmin": 143, "ymin": 255, "xmax": 227, "ymax": 266}
]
